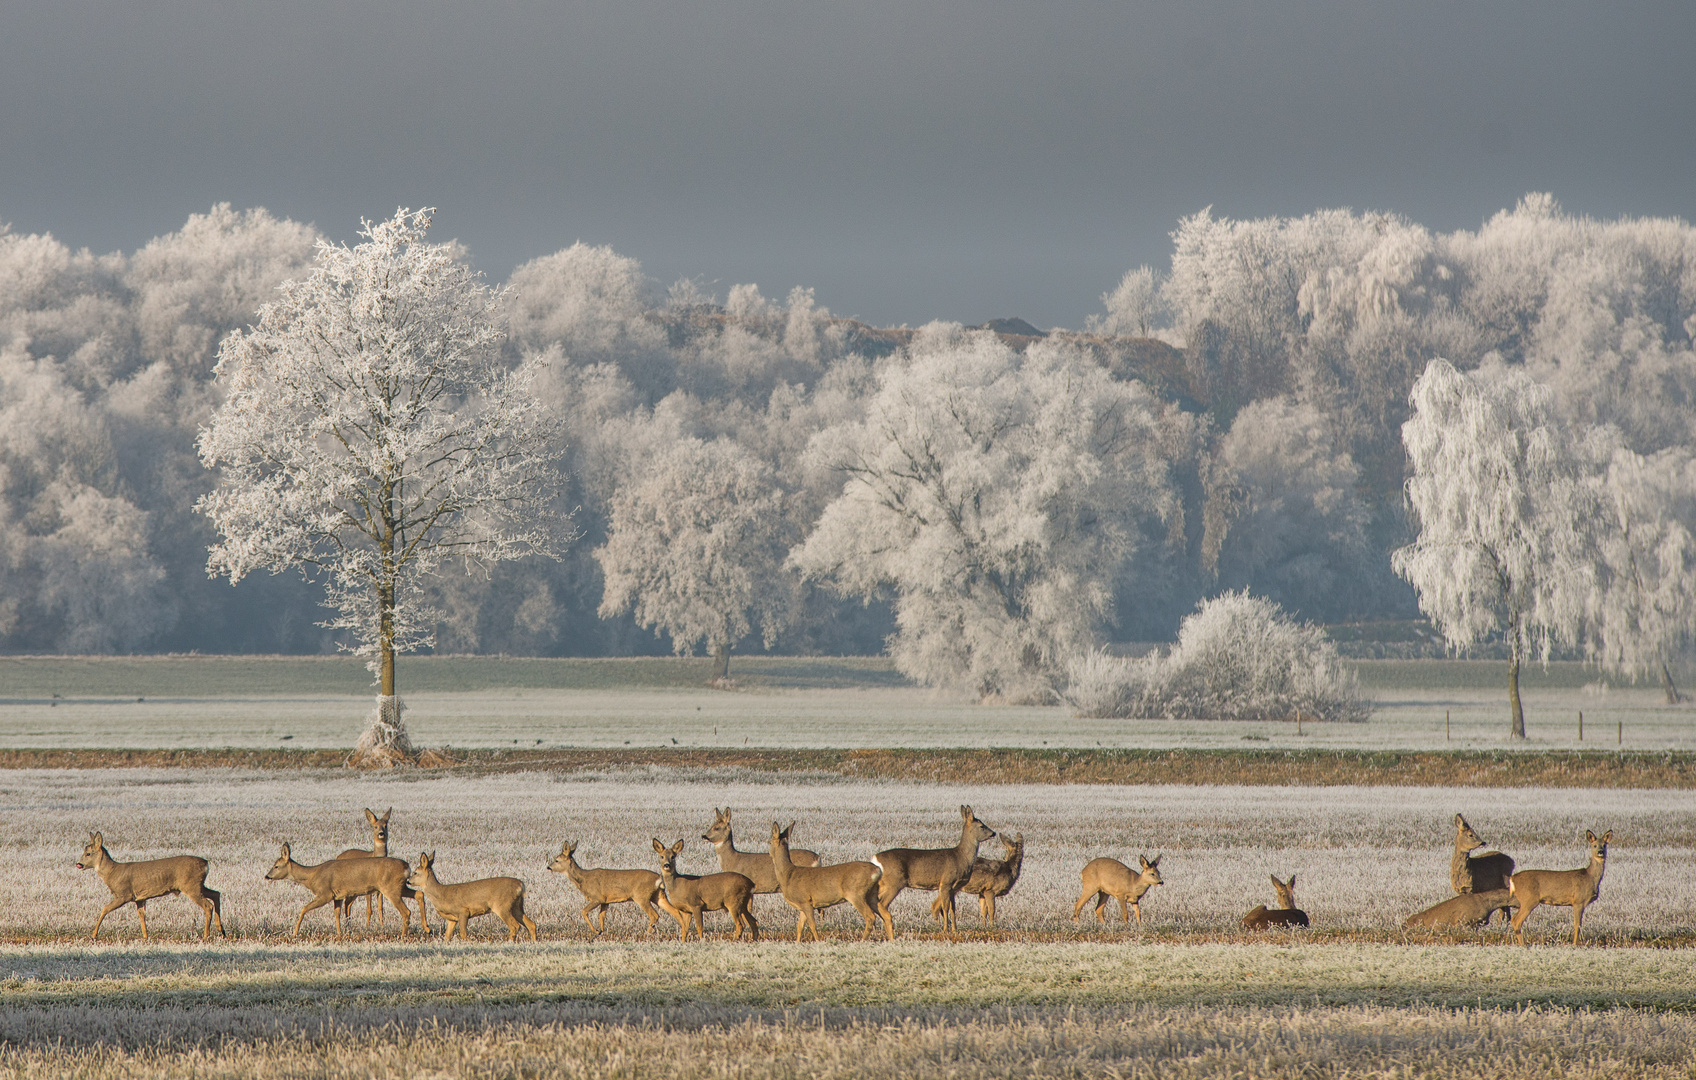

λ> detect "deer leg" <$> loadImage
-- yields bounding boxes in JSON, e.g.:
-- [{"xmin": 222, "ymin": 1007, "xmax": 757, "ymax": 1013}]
[
  {"xmin": 1572, "ymin": 901, "xmax": 1587, "ymax": 946},
  {"xmin": 1071, "ymin": 891, "xmax": 1091, "ymax": 926},
  {"xmin": 743, "ymin": 904, "xmax": 759, "ymax": 942},
  {"xmin": 1132, "ymin": 900, "xmax": 1143, "ymax": 928},
  {"xmin": 1511, "ymin": 899, "xmax": 1536, "ymax": 946},
  {"xmin": 135, "ymin": 899, "xmax": 149, "ymax": 940},
  {"xmin": 295, "ymin": 895, "xmax": 329, "ymax": 937},
  {"xmin": 91, "ymin": 897, "xmax": 129, "ymax": 940}
]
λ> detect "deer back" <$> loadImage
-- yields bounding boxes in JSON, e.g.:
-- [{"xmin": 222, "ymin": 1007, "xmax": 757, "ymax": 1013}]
[
  {"xmin": 1403, "ymin": 888, "xmax": 1515, "ymax": 929},
  {"xmin": 1082, "ymin": 855, "xmax": 1162, "ymax": 900},
  {"xmin": 80, "ymin": 834, "xmax": 209, "ymax": 902},
  {"xmin": 654, "ymin": 838, "xmax": 753, "ymax": 911},
  {"xmin": 409, "ymin": 852, "xmax": 523, "ymax": 916},
  {"xmin": 1508, "ymin": 830, "xmax": 1611, "ymax": 908},
  {"xmin": 702, "ymin": 809, "xmax": 817, "ymax": 892},
  {"xmin": 769, "ymin": 822, "xmax": 879, "ymax": 908},
  {"xmin": 549, "ymin": 842, "xmax": 662, "ymax": 904},
  {"xmin": 1452, "ymin": 815, "xmax": 1514, "ymax": 893},
  {"xmin": 338, "ymin": 807, "xmax": 392, "ymax": 861},
  {"xmin": 877, "ymin": 805, "xmax": 995, "ymax": 889}
]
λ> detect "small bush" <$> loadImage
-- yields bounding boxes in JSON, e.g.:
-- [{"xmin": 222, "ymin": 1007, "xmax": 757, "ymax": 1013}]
[{"xmin": 1067, "ymin": 591, "xmax": 1371, "ymax": 722}]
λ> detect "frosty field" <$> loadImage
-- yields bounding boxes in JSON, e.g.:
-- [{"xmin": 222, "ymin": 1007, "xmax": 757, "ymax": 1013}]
[
  {"xmin": 1, "ymin": 767, "xmax": 1694, "ymax": 1077},
  {"xmin": 1, "ymin": 655, "xmax": 1693, "ymax": 751},
  {"xmin": 3, "ymin": 657, "xmax": 1695, "ymax": 1077}
]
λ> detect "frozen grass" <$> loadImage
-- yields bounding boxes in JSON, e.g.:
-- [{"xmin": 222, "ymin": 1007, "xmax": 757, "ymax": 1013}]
[
  {"xmin": 2, "ymin": 656, "xmax": 1694, "ymax": 751},
  {"xmin": 6, "ymin": 1002, "xmax": 1696, "ymax": 1079},
  {"xmin": 5, "ymin": 769, "xmax": 1694, "ymax": 1076},
  {"xmin": 5, "ymin": 769, "xmax": 1690, "ymax": 942}
]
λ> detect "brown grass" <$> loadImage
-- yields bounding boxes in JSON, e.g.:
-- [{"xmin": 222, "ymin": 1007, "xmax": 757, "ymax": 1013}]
[{"xmin": 2, "ymin": 745, "xmax": 1693, "ymax": 787}]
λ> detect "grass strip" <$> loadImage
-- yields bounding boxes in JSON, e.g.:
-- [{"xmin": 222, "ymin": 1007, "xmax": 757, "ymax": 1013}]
[{"xmin": 0, "ymin": 746, "xmax": 1693, "ymax": 786}]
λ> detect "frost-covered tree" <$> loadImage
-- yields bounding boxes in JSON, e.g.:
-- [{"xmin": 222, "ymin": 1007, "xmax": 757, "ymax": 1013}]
[
  {"xmin": 1200, "ymin": 397, "xmax": 1370, "ymax": 618},
  {"xmin": 1392, "ymin": 359, "xmax": 1594, "ymax": 738},
  {"xmin": 1588, "ymin": 444, "xmax": 1696, "ymax": 702},
  {"xmin": 595, "ymin": 435, "xmax": 794, "ymax": 680},
  {"xmin": 1091, "ymin": 266, "xmax": 1165, "ymax": 338},
  {"xmin": 197, "ymin": 209, "xmax": 564, "ymax": 763},
  {"xmin": 791, "ymin": 325, "xmax": 1179, "ymax": 702}
]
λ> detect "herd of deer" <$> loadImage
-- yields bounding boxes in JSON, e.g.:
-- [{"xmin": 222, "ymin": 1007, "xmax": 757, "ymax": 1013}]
[{"xmin": 73, "ymin": 809, "xmax": 1613, "ymax": 947}]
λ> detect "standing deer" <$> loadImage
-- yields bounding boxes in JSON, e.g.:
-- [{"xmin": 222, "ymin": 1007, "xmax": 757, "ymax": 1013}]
[
  {"xmin": 407, "ymin": 851, "xmax": 537, "ymax": 942},
  {"xmin": 702, "ymin": 807, "xmax": 820, "ymax": 892},
  {"xmin": 77, "ymin": 832, "xmax": 224, "ymax": 941},
  {"xmin": 1451, "ymin": 814, "xmax": 1515, "ymax": 896},
  {"xmin": 960, "ymin": 832, "xmax": 1024, "ymax": 927},
  {"xmin": 335, "ymin": 807, "xmax": 426, "ymax": 928},
  {"xmin": 1508, "ymin": 829, "xmax": 1612, "ymax": 946},
  {"xmin": 265, "ymin": 843, "xmax": 415, "ymax": 939},
  {"xmin": 1241, "ymin": 873, "xmax": 1310, "ymax": 929},
  {"xmin": 875, "ymin": 805, "xmax": 996, "ymax": 934},
  {"xmin": 549, "ymin": 840, "xmax": 683, "ymax": 935},
  {"xmin": 652, "ymin": 839, "xmax": 759, "ymax": 942},
  {"xmin": 1073, "ymin": 854, "xmax": 1163, "ymax": 927},
  {"xmin": 768, "ymin": 821, "xmax": 891, "ymax": 941}
]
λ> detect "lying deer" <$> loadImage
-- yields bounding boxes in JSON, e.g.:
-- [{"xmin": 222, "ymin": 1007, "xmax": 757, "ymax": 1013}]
[
  {"xmin": 960, "ymin": 832, "xmax": 1024, "ymax": 927},
  {"xmin": 1452, "ymin": 814, "xmax": 1515, "ymax": 897},
  {"xmin": 703, "ymin": 807, "xmax": 819, "ymax": 892},
  {"xmin": 1403, "ymin": 889, "xmax": 1516, "ymax": 930},
  {"xmin": 407, "ymin": 851, "xmax": 536, "ymax": 942},
  {"xmin": 769, "ymin": 821, "xmax": 891, "ymax": 942},
  {"xmin": 652, "ymin": 838, "xmax": 759, "ymax": 942},
  {"xmin": 1508, "ymin": 829, "xmax": 1612, "ymax": 946},
  {"xmin": 77, "ymin": 832, "xmax": 224, "ymax": 941},
  {"xmin": 1241, "ymin": 873, "xmax": 1310, "ymax": 929},
  {"xmin": 875, "ymin": 805, "xmax": 996, "ymax": 934},
  {"xmin": 265, "ymin": 842, "xmax": 415, "ymax": 939},
  {"xmin": 335, "ymin": 807, "xmax": 425, "ymax": 928},
  {"xmin": 1073, "ymin": 854, "xmax": 1163, "ymax": 927},
  {"xmin": 549, "ymin": 840, "xmax": 683, "ymax": 935}
]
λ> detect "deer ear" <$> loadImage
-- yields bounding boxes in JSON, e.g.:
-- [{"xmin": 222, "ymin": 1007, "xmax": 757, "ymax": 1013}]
[
  {"xmin": 279, "ymin": 843, "xmax": 290, "ymax": 857},
  {"xmin": 960, "ymin": 805, "xmax": 972, "ymax": 818},
  {"xmin": 1586, "ymin": 830, "xmax": 1597, "ymax": 843},
  {"xmin": 365, "ymin": 808, "xmax": 377, "ymax": 823},
  {"xmin": 1270, "ymin": 873, "xmax": 1281, "ymax": 888},
  {"xmin": 1602, "ymin": 830, "xmax": 1613, "ymax": 843},
  {"xmin": 1454, "ymin": 813, "xmax": 1465, "ymax": 827},
  {"xmin": 652, "ymin": 838, "xmax": 665, "ymax": 854},
  {"xmin": 672, "ymin": 839, "xmax": 685, "ymax": 854},
  {"xmin": 1288, "ymin": 874, "xmax": 1296, "ymax": 888}
]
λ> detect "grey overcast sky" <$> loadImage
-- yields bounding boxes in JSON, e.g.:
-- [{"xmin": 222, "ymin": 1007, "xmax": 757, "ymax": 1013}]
[{"xmin": 1, "ymin": 2, "xmax": 1692, "ymax": 330}]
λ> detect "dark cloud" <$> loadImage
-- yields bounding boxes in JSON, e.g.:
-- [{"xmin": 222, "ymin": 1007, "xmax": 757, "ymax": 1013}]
[{"xmin": 2, "ymin": 0, "xmax": 1691, "ymax": 328}]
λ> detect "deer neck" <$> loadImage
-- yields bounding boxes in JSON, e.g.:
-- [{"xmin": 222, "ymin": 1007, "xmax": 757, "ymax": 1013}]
[
  {"xmin": 1588, "ymin": 853, "xmax": 1607, "ymax": 895},
  {"xmin": 370, "ymin": 835, "xmax": 388, "ymax": 858},
  {"xmin": 1449, "ymin": 842, "xmax": 1471, "ymax": 889},
  {"xmin": 771, "ymin": 844, "xmax": 794, "ymax": 886},
  {"xmin": 561, "ymin": 855, "xmax": 587, "ymax": 889},
  {"xmin": 956, "ymin": 829, "xmax": 983, "ymax": 863},
  {"xmin": 93, "ymin": 845, "xmax": 118, "ymax": 882}
]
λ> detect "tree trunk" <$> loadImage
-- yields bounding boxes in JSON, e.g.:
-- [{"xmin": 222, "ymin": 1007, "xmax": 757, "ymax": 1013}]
[
  {"xmin": 713, "ymin": 642, "xmax": 731, "ymax": 682},
  {"xmin": 1661, "ymin": 661, "xmax": 1684, "ymax": 705},
  {"xmin": 350, "ymin": 529, "xmax": 415, "ymax": 767},
  {"xmin": 1507, "ymin": 623, "xmax": 1526, "ymax": 740}
]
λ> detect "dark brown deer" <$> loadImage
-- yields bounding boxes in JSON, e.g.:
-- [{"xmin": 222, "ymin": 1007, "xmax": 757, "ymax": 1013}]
[
  {"xmin": 875, "ymin": 805, "xmax": 996, "ymax": 934},
  {"xmin": 1508, "ymin": 829, "xmax": 1612, "ymax": 946},
  {"xmin": 407, "ymin": 851, "xmax": 536, "ymax": 942},
  {"xmin": 960, "ymin": 832, "xmax": 1024, "ymax": 927},
  {"xmin": 77, "ymin": 832, "xmax": 224, "ymax": 941},
  {"xmin": 769, "ymin": 821, "xmax": 891, "ymax": 941},
  {"xmin": 702, "ymin": 807, "xmax": 819, "ymax": 892},
  {"xmin": 1452, "ymin": 814, "xmax": 1515, "ymax": 896},
  {"xmin": 265, "ymin": 843, "xmax": 415, "ymax": 939},
  {"xmin": 549, "ymin": 840, "xmax": 683, "ymax": 935},
  {"xmin": 652, "ymin": 839, "xmax": 759, "ymax": 942},
  {"xmin": 1241, "ymin": 873, "xmax": 1310, "ymax": 929},
  {"xmin": 1073, "ymin": 854, "xmax": 1162, "ymax": 927}
]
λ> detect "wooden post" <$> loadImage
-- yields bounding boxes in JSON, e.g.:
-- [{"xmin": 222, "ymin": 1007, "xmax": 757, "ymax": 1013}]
[
  {"xmin": 1578, "ymin": 710, "xmax": 1583, "ymax": 741},
  {"xmin": 1445, "ymin": 710, "xmax": 1450, "ymax": 741},
  {"xmin": 1296, "ymin": 706, "xmax": 1302, "ymax": 736},
  {"xmin": 1618, "ymin": 719, "xmax": 1623, "ymax": 746}
]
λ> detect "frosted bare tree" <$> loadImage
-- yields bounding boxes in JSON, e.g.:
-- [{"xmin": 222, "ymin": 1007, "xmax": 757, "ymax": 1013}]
[
  {"xmin": 197, "ymin": 209, "xmax": 565, "ymax": 764},
  {"xmin": 791, "ymin": 325, "xmax": 1179, "ymax": 702},
  {"xmin": 595, "ymin": 434, "xmax": 794, "ymax": 681},
  {"xmin": 1588, "ymin": 444, "xmax": 1696, "ymax": 703},
  {"xmin": 1392, "ymin": 358, "xmax": 1593, "ymax": 738},
  {"xmin": 1091, "ymin": 265, "xmax": 1165, "ymax": 338}
]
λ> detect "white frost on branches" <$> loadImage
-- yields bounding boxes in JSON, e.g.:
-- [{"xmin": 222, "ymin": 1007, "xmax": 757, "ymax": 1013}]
[
  {"xmin": 196, "ymin": 209, "xmax": 565, "ymax": 735},
  {"xmin": 1391, "ymin": 358, "xmax": 1595, "ymax": 737},
  {"xmin": 595, "ymin": 434, "xmax": 795, "ymax": 680},
  {"xmin": 1066, "ymin": 591, "xmax": 1369, "ymax": 722},
  {"xmin": 790, "ymin": 325, "xmax": 1180, "ymax": 702}
]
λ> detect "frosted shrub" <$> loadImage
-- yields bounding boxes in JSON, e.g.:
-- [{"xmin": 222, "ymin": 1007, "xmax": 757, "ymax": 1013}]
[{"xmin": 1068, "ymin": 592, "xmax": 1370, "ymax": 721}]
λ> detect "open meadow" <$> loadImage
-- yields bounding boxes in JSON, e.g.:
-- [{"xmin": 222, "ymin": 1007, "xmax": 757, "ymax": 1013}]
[{"xmin": 1, "ymin": 656, "xmax": 1694, "ymax": 1078}]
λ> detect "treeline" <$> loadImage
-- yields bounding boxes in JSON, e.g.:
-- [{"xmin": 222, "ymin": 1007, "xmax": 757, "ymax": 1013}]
[{"xmin": 1, "ymin": 195, "xmax": 1692, "ymax": 670}]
